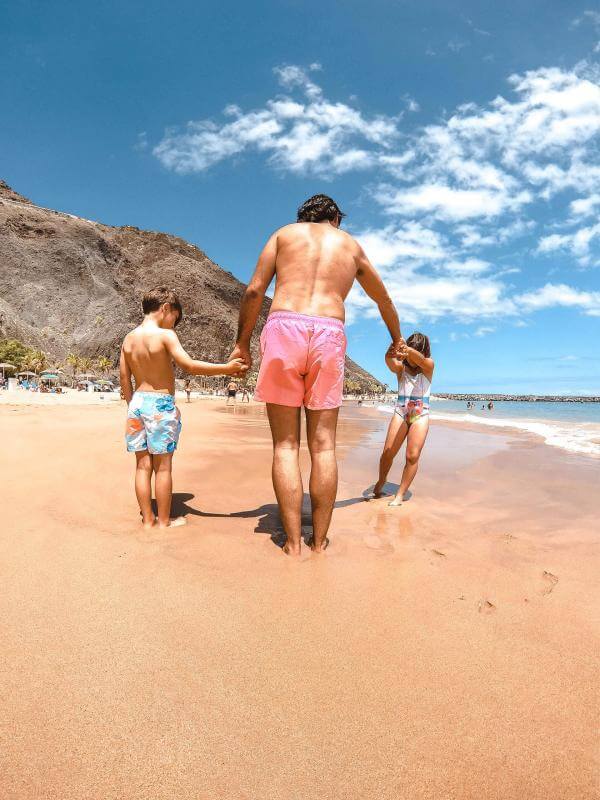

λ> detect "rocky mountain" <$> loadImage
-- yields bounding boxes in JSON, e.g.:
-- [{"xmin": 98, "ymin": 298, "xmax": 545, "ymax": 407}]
[{"xmin": 0, "ymin": 180, "xmax": 382, "ymax": 389}]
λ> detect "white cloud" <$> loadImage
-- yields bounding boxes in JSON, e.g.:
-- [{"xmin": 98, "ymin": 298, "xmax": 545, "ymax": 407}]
[
  {"xmin": 134, "ymin": 131, "xmax": 148, "ymax": 151},
  {"xmin": 474, "ymin": 326, "xmax": 496, "ymax": 336},
  {"xmin": 151, "ymin": 63, "xmax": 600, "ymax": 328},
  {"xmin": 537, "ymin": 222, "xmax": 600, "ymax": 265},
  {"xmin": 571, "ymin": 10, "xmax": 600, "ymax": 30},
  {"xmin": 372, "ymin": 65, "xmax": 600, "ymax": 231},
  {"xmin": 569, "ymin": 193, "xmax": 600, "ymax": 217},
  {"xmin": 516, "ymin": 283, "xmax": 600, "ymax": 315},
  {"xmin": 153, "ymin": 65, "xmax": 399, "ymax": 175},
  {"xmin": 447, "ymin": 40, "xmax": 468, "ymax": 53},
  {"xmin": 355, "ymin": 223, "xmax": 448, "ymax": 267},
  {"xmin": 402, "ymin": 94, "xmax": 420, "ymax": 113},
  {"xmin": 376, "ymin": 183, "xmax": 531, "ymax": 221}
]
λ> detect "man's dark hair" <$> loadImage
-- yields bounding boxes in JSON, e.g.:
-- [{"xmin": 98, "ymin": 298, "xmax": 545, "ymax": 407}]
[
  {"xmin": 406, "ymin": 332, "xmax": 431, "ymax": 359},
  {"xmin": 142, "ymin": 287, "xmax": 183, "ymax": 326},
  {"xmin": 297, "ymin": 194, "xmax": 346, "ymax": 224}
]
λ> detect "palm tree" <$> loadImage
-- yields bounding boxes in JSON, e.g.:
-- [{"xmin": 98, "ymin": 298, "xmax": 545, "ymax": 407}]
[
  {"xmin": 79, "ymin": 356, "xmax": 93, "ymax": 373},
  {"xmin": 96, "ymin": 356, "xmax": 112, "ymax": 377},
  {"xmin": 30, "ymin": 350, "xmax": 48, "ymax": 374},
  {"xmin": 19, "ymin": 351, "xmax": 37, "ymax": 374},
  {"xmin": 65, "ymin": 352, "xmax": 81, "ymax": 386}
]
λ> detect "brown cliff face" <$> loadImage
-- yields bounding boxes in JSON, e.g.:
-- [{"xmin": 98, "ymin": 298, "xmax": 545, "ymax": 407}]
[{"xmin": 0, "ymin": 181, "xmax": 381, "ymax": 388}]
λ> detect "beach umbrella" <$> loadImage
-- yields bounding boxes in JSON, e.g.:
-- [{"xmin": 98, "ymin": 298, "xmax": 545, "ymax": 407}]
[
  {"xmin": 0, "ymin": 362, "xmax": 16, "ymax": 379},
  {"xmin": 76, "ymin": 373, "xmax": 97, "ymax": 380},
  {"xmin": 17, "ymin": 371, "xmax": 38, "ymax": 377}
]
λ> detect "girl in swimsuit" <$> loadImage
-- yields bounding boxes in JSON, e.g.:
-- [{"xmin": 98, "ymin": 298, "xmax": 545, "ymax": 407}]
[{"xmin": 372, "ymin": 332, "xmax": 435, "ymax": 506}]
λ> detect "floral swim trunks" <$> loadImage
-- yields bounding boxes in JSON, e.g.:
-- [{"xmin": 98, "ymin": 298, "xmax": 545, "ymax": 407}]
[{"xmin": 126, "ymin": 391, "xmax": 181, "ymax": 454}]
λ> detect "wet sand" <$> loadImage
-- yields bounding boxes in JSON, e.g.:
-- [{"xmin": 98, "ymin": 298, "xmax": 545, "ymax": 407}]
[{"xmin": 1, "ymin": 400, "xmax": 599, "ymax": 799}]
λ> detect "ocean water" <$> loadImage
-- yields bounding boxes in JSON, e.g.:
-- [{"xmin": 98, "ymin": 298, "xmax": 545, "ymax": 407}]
[{"xmin": 376, "ymin": 398, "xmax": 600, "ymax": 458}]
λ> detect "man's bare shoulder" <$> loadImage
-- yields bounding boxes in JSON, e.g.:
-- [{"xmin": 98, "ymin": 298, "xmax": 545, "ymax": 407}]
[
  {"xmin": 273, "ymin": 222, "xmax": 301, "ymax": 238},
  {"xmin": 277, "ymin": 222, "xmax": 359, "ymax": 246}
]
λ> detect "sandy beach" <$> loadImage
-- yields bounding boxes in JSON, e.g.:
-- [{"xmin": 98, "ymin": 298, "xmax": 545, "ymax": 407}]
[{"xmin": 1, "ymin": 398, "xmax": 599, "ymax": 799}]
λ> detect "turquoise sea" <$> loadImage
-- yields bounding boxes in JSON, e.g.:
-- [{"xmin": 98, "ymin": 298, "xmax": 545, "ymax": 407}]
[{"xmin": 376, "ymin": 397, "xmax": 600, "ymax": 457}]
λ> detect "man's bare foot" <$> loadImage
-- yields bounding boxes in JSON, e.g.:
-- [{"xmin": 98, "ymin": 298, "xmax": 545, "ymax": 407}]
[
  {"xmin": 157, "ymin": 516, "xmax": 187, "ymax": 529},
  {"xmin": 282, "ymin": 541, "xmax": 301, "ymax": 556},
  {"xmin": 307, "ymin": 535, "xmax": 329, "ymax": 553},
  {"xmin": 389, "ymin": 494, "xmax": 403, "ymax": 507},
  {"xmin": 142, "ymin": 517, "xmax": 156, "ymax": 530}
]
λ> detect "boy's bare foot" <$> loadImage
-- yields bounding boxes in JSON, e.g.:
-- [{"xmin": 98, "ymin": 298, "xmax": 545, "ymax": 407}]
[
  {"xmin": 142, "ymin": 517, "xmax": 156, "ymax": 530},
  {"xmin": 157, "ymin": 516, "xmax": 187, "ymax": 529},
  {"xmin": 389, "ymin": 494, "xmax": 403, "ymax": 507},
  {"xmin": 282, "ymin": 541, "xmax": 301, "ymax": 556}
]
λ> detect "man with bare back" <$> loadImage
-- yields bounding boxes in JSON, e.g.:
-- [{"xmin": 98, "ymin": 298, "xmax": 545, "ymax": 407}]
[{"xmin": 230, "ymin": 195, "xmax": 402, "ymax": 555}]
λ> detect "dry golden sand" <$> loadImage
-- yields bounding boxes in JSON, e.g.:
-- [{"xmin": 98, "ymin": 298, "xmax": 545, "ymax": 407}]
[{"xmin": 1, "ymin": 400, "xmax": 599, "ymax": 799}]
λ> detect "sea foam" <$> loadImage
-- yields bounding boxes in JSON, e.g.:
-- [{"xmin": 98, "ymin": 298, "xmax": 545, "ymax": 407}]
[{"xmin": 376, "ymin": 405, "xmax": 600, "ymax": 458}]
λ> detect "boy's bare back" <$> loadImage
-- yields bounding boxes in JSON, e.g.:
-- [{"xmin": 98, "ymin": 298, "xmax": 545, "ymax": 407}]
[{"xmin": 122, "ymin": 323, "xmax": 177, "ymax": 395}]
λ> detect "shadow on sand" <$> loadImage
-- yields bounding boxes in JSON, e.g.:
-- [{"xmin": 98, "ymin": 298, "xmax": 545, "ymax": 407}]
[{"xmin": 162, "ymin": 491, "xmax": 377, "ymax": 549}]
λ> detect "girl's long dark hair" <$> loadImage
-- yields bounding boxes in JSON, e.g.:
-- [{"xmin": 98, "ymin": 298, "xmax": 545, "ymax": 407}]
[{"xmin": 406, "ymin": 332, "xmax": 431, "ymax": 359}]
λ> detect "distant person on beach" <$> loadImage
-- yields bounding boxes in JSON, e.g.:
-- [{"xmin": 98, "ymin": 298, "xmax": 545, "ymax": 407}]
[
  {"xmin": 241, "ymin": 386, "xmax": 250, "ymax": 403},
  {"xmin": 230, "ymin": 194, "xmax": 402, "ymax": 555},
  {"xmin": 226, "ymin": 380, "xmax": 238, "ymax": 405},
  {"xmin": 120, "ymin": 287, "xmax": 247, "ymax": 530},
  {"xmin": 372, "ymin": 332, "xmax": 434, "ymax": 506},
  {"xmin": 184, "ymin": 379, "xmax": 192, "ymax": 403}
]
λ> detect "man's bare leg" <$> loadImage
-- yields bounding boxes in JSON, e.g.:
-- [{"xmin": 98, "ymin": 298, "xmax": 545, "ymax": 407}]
[
  {"xmin": 266, "ymin": 403, "xmax": 302, "ymax": 555},
  {"xmin": 305, "ymin": 408, "xmax": 339, "ymax": 552},
  {"xmin": 135, "ymin": 451, "xmax": 155, "ymax": 528},
  {"xmin": 373, "ymin": 413, "xmax": 408, "ymax": 497},
  {"xmin": 153, "ymin": 453, "xmax": 186, "ymax": 528}
]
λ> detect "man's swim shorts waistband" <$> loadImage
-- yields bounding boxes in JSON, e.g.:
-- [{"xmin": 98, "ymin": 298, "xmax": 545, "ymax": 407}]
[{"xmin": 266, "ymin": 310, "xmax": 344, "ymax": 330}]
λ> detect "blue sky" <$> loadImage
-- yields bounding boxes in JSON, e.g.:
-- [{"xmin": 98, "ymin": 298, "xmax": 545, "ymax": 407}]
[{"xmin": 2, "ymin": 0, "xmax": 600, "ymax": 394}]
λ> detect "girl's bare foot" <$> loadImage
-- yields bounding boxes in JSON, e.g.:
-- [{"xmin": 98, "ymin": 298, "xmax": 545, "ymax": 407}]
[
  {"xmin": 372, "ymin": 480, "xmax": 386, "ymax": 497},
  {"xmin": 142, "ymin": 518, "xmax": 156, "ymax": 530},
  {"xmin": 157, "ymin": 516, "xmax": 187, "ymax": 529},
  {"xmin": 389, "ymin": 494, "xmax": 403, "ymax": 507}
]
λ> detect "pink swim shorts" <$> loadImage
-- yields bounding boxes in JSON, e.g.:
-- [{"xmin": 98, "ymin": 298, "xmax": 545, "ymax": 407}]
[{"xmin": 254, "ymin": 311, "xmax": 347, "ymax": 410}]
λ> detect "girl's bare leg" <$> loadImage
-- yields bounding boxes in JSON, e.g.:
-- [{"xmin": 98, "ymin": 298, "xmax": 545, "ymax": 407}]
[
  {"xmin": 373, "ymin": 413, "xmax": 408, "ymax": 497},
  {"xmin": 389, "ymin": 416, "xmax": 430, "ymax": 506}
]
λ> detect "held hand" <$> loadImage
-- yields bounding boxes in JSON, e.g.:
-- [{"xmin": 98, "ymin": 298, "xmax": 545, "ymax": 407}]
[
  {"xmin": 388, "ymin": 339, "xmax": 407, "ymax": 359},
  {"xmin": 229, "ymin": 343, "xmax": 252, "ymax": 372},
  {"xmin": 225, "ymin": 358, "xmax": 249, "ymax": 376}
]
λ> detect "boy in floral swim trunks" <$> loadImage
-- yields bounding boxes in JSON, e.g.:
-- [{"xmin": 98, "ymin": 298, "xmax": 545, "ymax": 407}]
[{"xmin": 119, "ymin": 287, "xmax": 247, "ymax": 530}]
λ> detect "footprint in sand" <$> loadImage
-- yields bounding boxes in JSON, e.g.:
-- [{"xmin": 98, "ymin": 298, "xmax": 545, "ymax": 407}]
[
  {"xmin": 363, "ymin": 534, "xmax": 394, "ymax": 555},
  {"xmin": 541, "ymin": 570, "xmax": 559, "ymax": 595},
  {"xmin": 364, "ymin": 533, "xmax": 383, "ymax": 549},
  {"xmin": 431, "ymin": 549, "xmax": 446, "ymax": 558},
  {"xmin": 478, "ymin": 599, "xmax": 496, "ymax": 614}
]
